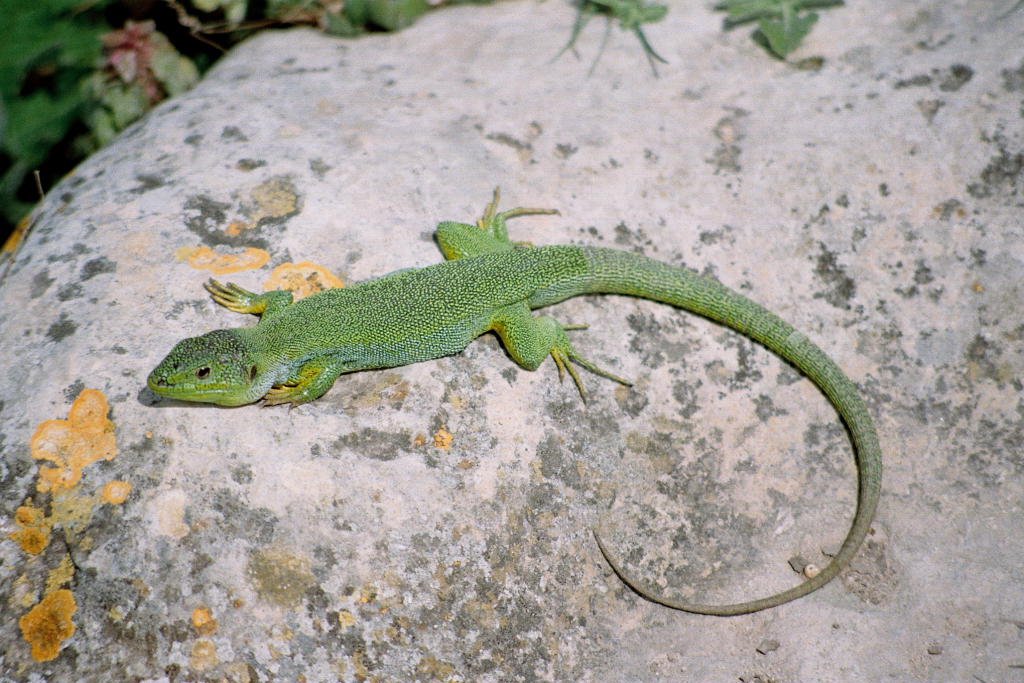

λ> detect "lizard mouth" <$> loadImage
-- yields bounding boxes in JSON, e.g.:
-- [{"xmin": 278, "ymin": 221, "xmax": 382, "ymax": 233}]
[{"xmin": 147, "ymin": 372, "xmax": 238, "ymax": 404}]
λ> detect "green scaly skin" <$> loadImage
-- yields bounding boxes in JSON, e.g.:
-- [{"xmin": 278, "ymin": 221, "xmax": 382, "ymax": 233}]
[{"xmin": 148, "ymin": 189, "xmax": 882, "ymax": 616}]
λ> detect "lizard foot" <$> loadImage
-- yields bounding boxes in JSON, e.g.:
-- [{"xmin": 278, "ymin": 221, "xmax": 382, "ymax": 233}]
[
  {"xmin": 205, "ymin": 279, "xmax": 294, "ymax": 319},
  {"xmin": 478, "ymin": 187, "xmax": 560, "ymax": 243},
  {"xmin": 262, "ymin": 356, "xmax": 349, "ymax": 406},
  {"xmin": 551, "ymin": 327, "xmax": 632, "ymax": 403},
  {"xmin": 263, "ymin": 383, "xmax": 305, "ymax": 407},
  {"xmin": 205, "ymin": 279, "xmax": 261, "ymax": 314}
]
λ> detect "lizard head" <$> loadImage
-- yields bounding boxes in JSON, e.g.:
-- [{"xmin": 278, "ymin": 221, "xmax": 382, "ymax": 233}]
[{"xmin": 147, "ymin": 329, "xmax": 264, "ymax": 406}]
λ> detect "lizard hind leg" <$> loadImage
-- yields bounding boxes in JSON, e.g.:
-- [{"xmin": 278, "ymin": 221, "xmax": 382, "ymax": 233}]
[
  {"xmin": 479, "ymin": 186, "xmax": 560, "ymax": 243},
  {"xmin": 205, "ymin": 279, "xmax": 294, "ymax": 319},
  {"xmin": 435, "ymin": 188, "xmax": 560, "ymax": 261},
  {"xmin": 490, "ymin": 304, "xmax": 630, "ymax": 403}
]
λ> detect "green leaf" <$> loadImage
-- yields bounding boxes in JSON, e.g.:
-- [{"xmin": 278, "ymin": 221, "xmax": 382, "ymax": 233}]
[
  {"xmin": 192, "ymin": 0, "xmax": 249, "ymax": 26},
  {"xmin": 756, "ymin": 11, "xmax": 818, "ymax": 58},
  {"xmin": 365, "ymin": 0, "xmax": 430, "ymax": 31},
  {"xmin": 0, "ymin": 10, "xmax": 105, "ymax": 97},
  {"xmin": 266, "ymin": 0, "xmax": 319, "ymax": 15},
  {"xmin": 343, "ymin": 0, "xmax": 372, "ymax": 28},
  {"xmin": 84, "ymin": 107, "xmax": 118, "ymax": 149},
  {"xmin": 151, "ymin": 44, "xmax": 200, "ymax": 96},
  {"xmin": 715, "ymin": 0, "xmax": 841, "ymax": 27},
  {"xmin": 715, "ymin": 0, "xmax": 840, "ymax": 58},
  {"xmin": 323, "ymin": 11, "xmax": 366, "ymax": 36},
  {"xmin": 102, "ymin": 84, "xmax": 149, "ymax": 130},
  {"xmin": 638, "ymin": 5, "xmax": 668, "ymax": 23},
  {"xmin": 2, "ymin": 91, "xmax": 83, "ymax": 163},
  {"xmin": 556, "ymin": 1, "xmax": 668, "ymax": 76}
]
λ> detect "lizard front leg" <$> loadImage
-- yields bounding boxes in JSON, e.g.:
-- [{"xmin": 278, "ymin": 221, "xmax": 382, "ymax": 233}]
[
  {"xmin": 263, "ymin": 355, "xmax": 349, "ymax": 406},
  {"xmin": 205, "ymin": 279, "xmax": 294, "ymax": 320}
]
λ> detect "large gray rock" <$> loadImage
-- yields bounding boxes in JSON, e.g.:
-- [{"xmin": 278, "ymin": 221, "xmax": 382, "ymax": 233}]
[{"xmin": 1, "ymin": 2, "xmax": 1022, "ymax": 680}]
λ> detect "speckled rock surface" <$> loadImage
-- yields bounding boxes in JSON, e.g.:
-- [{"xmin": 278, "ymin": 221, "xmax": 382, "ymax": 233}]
[{"xmin": 1, "ymin": 2, "xmax": 1022, "ymax": 681}]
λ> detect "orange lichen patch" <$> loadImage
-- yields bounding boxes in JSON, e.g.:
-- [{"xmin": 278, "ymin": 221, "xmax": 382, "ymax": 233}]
[
  {"xmin": 31, "ymin": 389, "xmax": 117, "ymax": 495},
  {"xmin": 224, "ymin": 220, "xmax": 249, "ymax": 237},
  {"xmin": 19, "ymin": 589, "xmax": 77, "ymax": 662},
  {"xmin": 263, "ymin": 261, "xmax": 344, "ymax": 299},
  {"xmin": 433, "ymin": 426, "xmax": 453, "ymax": 451},
  {"xmin": 192, "ymin": 606, "xmax": 218, "ymax": 636},
  {"xmin": 2, "ymin": 211, "xmax": 33, "ymax": 256},
  {"xmin": 10, "ymin": 503, "xmax": 51, "ymax": 555},
  {"xmin": 16, "ymin": 389, "xmax": 128, "ymax": 562},
  {"xmin": 101, "ymin": 480, "xmax": 132, "ymax": 505},
  {"xmin": 175, "ymin": 245, "xmax": 271, "ymax": 275}
]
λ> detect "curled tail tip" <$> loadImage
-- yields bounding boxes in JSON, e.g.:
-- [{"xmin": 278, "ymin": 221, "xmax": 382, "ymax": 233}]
[{"xmin": 593, "ymin": 526, "xmax": 848, "ymax": 616}]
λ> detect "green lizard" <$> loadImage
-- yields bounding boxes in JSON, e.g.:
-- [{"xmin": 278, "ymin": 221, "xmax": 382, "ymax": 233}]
[{"xmin": 148, "ymin": 188, "xmax": 882, "ymax": 616}]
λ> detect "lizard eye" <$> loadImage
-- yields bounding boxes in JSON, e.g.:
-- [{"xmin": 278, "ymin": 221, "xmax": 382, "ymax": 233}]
[
  {"xmin": 248, "ymin": 365, "xmax": 258, "ymax": 382},
  {"xmin": 196, "ymin": 367, "xmax": 211, "ymax": 379}
]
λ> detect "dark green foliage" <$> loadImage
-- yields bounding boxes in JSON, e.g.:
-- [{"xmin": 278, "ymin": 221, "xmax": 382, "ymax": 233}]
[
  {"xmin": 343, "ymin": 0, "xmax": 431, "ymax": 32},
  {"xmin": 558, "ymin": 0, "xmax": 668, "ymax": 75},
  {"xmin": 715, "ymin": 0, "xmax": 843, "ymax": 58},
  {"xmin": 0, "ymin": 0, "xmax": 111, "ymax": 224}
]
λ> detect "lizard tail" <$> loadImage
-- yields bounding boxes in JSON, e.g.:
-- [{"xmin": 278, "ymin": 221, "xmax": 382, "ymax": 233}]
[{"xmin": 579, "ymin": 246, "xmax": 882, "ymax": 616}]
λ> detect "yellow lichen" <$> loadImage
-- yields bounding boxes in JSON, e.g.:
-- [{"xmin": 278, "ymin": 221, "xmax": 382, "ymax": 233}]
[
  {"xmin": 2, "ymin": 211, "xmax": 33, "ymax": 256},
  {"xmin": 352, "ymin": 649, "xmax": 371, "ymax": 680},
  {"xmin": 19, "ymin": 589, "xmax": 76, "ymax": 662},
  {"xmin": 175, "ymin": 245, "xmax": 271, "ymax": 274},
  {"xmin": 31, "ymin": 389, "xmax": 116, "ymax": 494},
  {"xmin": 49, "ymin": 491, "xmax": 102, "ymax": 542},
  {"xmin": 101, "ymin": 480, "xmax": 132, "ymax": 505},
  {"xmin": 44, "ymin": 555, "xmax": 75, "ymax": 594},
  {"xmin": 417, "ymin": 654, "xmax": 456, "ymax": 679},
  {"xmin": 357, "ymin": 585, "xmax": 377, "ymax": 604},
  {"xmin": 433, "ymin": 426, "xmax": 454, "ymax": 451},
  {"xmin": 248, "ymin": 177, "xmax": 298, "ymax": 224},
  {"xmin": 337, "ymin": 609, "xmax": 356, "ymax": 629},
  {"xmin": 190, "ymin": 639, "xmax": 219, "ymax": 671},
  {"xmin": 246, "ymin": 548, "xmax": 316, "ymax": 608},
  {"xmin": 263, "ymin": 261, "xmax": 344, "ymax": 299},
  {"xmin": 192, "ymin": 606, "xmax": 218, "ymax": 635},
  {"xmin": 10, "ymin": 503, "xmax": 51, "ymax": 555}
]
